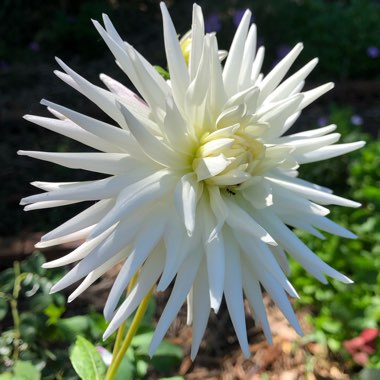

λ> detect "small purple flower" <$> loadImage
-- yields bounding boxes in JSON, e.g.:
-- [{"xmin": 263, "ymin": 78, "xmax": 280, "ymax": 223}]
[
  {"xmin": 367, "ymin": 46, "xmax": 379, "ymax": 58},
  {"xmin": 205, "ymin": 13, "xmax": 221, "ymax": 33},
  {"xmin": 233, "ymin": 9, "xmax": 255, "ymax": 27},
  {"xmin": 351, "ymin": 114, "xmax": 363, "ymax": 126},
  {"xmin": 28, "ymin": 41, "xmax": 40, "ymax": 52},
  {"xmin": 318, "ymin": 116, "xmax": 328, "ymax": 127},
  {"xmin": 276, "ymin": 44, "xmax": 291, "ymax": 60},
  {"xmin": 96, "ymin": 346, "xmax": 112, "ymax": 366},
  {"xmin": 0, "ymin": 60, "xmax": 10, "ymax": 72},
  {"xmin": 233, "ymin": 9, "xmax": 245, "ymax": 27}
]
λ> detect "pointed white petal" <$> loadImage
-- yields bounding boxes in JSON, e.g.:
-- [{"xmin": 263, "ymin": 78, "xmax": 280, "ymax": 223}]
[
  {"xmin": 174, "ymin": 173, "xmax": 202, "ymax": 236},
  {"xmin": 103, "ymin": 220, "xmax": 166, "ymax": 321},
  {"xmin": 190, "ymin": 258, "xmax": 210, "ymax": 359},
  {"xmin": 148, "ymin": 247, "xmax": 202, "ymax": 356},
  {"xmin": 89, "ymin": 170, "xmax": 175, "ymax": 239},
  {"xmin": 297, "ymin": 141, "xmax": 366, "ymax": 164},
  {"xmin": 258, "ymin": 43, "xmax": 303, "ymax": 104},
  {"xmin": 42, "ymin": 199, "xmax": 114, "ymax": 242},
  {"xmin": 223, "ymin": 196, "xmax": 276, "ymax": 245},
  {"xmin": 160, "ymin": 3, "xmax": 189, "ymax": 112},
  {"xmin": 223, "ymin": 10, "xmax": 252, "ymax": 96},
  {"xmin": 241, "ymin": 259, "xmax": 272, "ymax": 343},
  {"xmin": 224, "ymin": 229, "xmax": 250, "ymax": 357},
  {"xmin": 23, "ymin": 114, "xmax": 121, "ymax": 153},
  {"xmin": 103, "ymin": 247, "xmax": 165, "ymax": 337}
]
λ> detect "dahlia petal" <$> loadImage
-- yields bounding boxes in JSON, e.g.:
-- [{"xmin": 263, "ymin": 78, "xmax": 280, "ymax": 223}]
[
  {"xmin": 201, "ymin": 200, "xmax": 225, "ymax": 312},
  {"xmin": 308, "ymin": 215, "xmax": 357, "ymax": 239},
  {"xmin": 235, "ymin": 232, "xmax": 298, "ymax": 298},
  {"xmin": 189, "ymin": 4, "xmax": 205, "ymax": 80},
  {"xmin": 40, "ymin": 99, "xmax": 141, "ymax": 156},
  {"xmin": 280, "ymin": 214, "xmax": 326, "ymax": 239},
  {"xmin": 162, "ymin": 96, "xmax": 192, "ymax": 154},
  {"xmin": 256, "ymin": 209, "xmax": 353, "ymax": 284},
  {"xmin": 242, "ymin": 179, "xmax": 273, "ymax": 209},
  {"xmin": 287, "ymin": 133, "xmax": 341, "ymax": 155},
  {"xmin": 268, "ymin": 176, "xmax": 361, "ymax": 207},
  {"xmin": 265, "ymin": 58, "xmax": 318, "ymax": 103},
  {"xmin": 104, "ymin": 247, "xmax": 165, "ymax": 337},
  {"xmin": 223, "ymin": 9, "xmax": 251, "ymax": 96},
  {"xmin": 24, "ymin": 200, "xmax": 80, "ymax": 211},
  {"xmin": 50, "ymin": 218, "xmax": 141, "ymax": 293},
  {"xmin": 259, "ymin": 94, "xmax": 304, "ymax": 138},
  {"xmin": 68, "ymin": 247, "xmax": 127, "ymax": 302},
  {"xmin": 276, "ymin": 124, "xmax": 337, "ymax": 143},
  {"xmin": 208, "ymin": 35, "xmax": 228, "ymax": 117},
  {"xmin": 89, "ymin": 170, "xmax": 175, "ymax": 239},
  {"xmin": 297, "ymin": 141, "xmax": 366, "ymax": 164},
  {"xmin": 104, "ymin": 224, "xmax": 166, "ymax": 322},
  {"xmin": 99, "ymin": 73, "xmax": 150, "ymax": 116},
  {"xmin": 35, "ymin": 226, "xmax": 93, "ymax": 249},
  {"xmin": 117, "ymin": 101, "xmax": 185, "ymax": 168},
  {"xmin": 210, "ymin": 169, "xmax": 251, "ymax": 186},
  {"xmin": 42, "ymin": 226, "xmax": 115, "ymax": 269},
  {"xmin": 23, "ymin": 114, "xmax": 121, "ymax": 153},
  {"xmin": 21, "ymin": 174, "xmax": 149, "ymax": 205},
  {"xmin": 208, "ymin": 186, "xmax": 228, "ymax": 233},
  {"xmin": 300, "ymin": 82, "xmax": 334, "ymax": 109},
  {"xmin": 18, "ymin": 151, "xmax": 132, "ymax": 176},
  {"xmin": 93, "ymin": 20, "xmax": 169, "ymax": 119},
  {"xmin": 251, "ymin": 46, "xmax": 265, "ymax": 83},
  {"xmin": 160, "ymin": 2, "xmax": 189, "ymax": 112},
  {"xmin": 174, "ymin": 173, "xmax": 202, "ymax": 236},
  {"xmin": 270, "ymin": 245, "xmax": 290, "ymax": 276},
  {"xmin": 258, "ymin": 269, "xmax": 303, "ymax": 335},
  {"xmin": 224, "ymin": 230, "xmax": 250, "ymax": 357},
  {"xmin": 55, "ymin": 58, "xmax": 126, "ymax": 127},
  {"xmin": 224, "ymin": 196, "xmax": 276, "ymax": 245},
  {"xmin": 238, "ymin": 24, "xmax": 257, "ymax": 91},
  {"xmin": 190, "ymin": 259, "xmax": 210, "ymax": 359},
  {"xmin": 258, "ymin": 43, "xmax": 303, "ymax": 104},
  {"xmin": 186, "ymin": 289, "xmax": 193, "ymax": 325},
  {"xmin": 41, "ymin": 199, "xmax": 114, "ymax": 242},
  {"xmin": 241, "ymin": 261, "xmax": 272, "ymax": 343},
  {"xmin": 194, "ymin": 154, "xmax": 232, "ymax": 181},
  {"xmin": 149, "ymin": 247, "xmax": 202, "ymax": 356}
]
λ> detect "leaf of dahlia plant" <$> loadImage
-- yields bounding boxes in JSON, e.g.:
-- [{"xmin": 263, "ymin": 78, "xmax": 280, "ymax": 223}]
[{"xmin": 20, "ymin": 1, "xmax": 365, "ymax": 362}]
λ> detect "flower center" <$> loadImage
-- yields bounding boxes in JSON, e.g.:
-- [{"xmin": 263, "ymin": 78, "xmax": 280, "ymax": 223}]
[{"xmin": 192, "ymin": 126, "xmax": 266, "ymax": 190}]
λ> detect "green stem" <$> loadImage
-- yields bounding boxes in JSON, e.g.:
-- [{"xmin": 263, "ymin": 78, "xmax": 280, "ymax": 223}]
[
  {"xmin": 111, "ymin": 273, "xmax": 138, "ymax": 356},
  {"xmin": 105, "ymin": 286, "xmax": 154, "ymax": 380},
  {"xmin": 10, "ymin": 262, "xmax": 28, "ymax": 361}
]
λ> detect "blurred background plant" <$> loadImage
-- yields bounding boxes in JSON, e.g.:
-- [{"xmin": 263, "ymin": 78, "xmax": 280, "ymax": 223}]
[{"xmin": 0, "ymin": 0, "xmax": 379, "ymax": 379}]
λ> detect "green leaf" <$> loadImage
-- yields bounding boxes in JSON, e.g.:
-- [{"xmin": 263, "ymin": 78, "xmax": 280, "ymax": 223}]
[
  {"xmin": 44, "ymin": 303, "xmax": 65, "ymax": 325},
  {"xmin": 151, "ymin": 341, "xmax": 183, "ymax": 372},
  {"xmin": 0, "ymin": 374, "xmax": 13, "ymax": 380},
  {"xmin": 359, "ymin": 368, "xmax": 380, "ymax": 380},
  {"xmin": 57, "ymin": 316, "xmax": 90, "ymax": 340},
  {"xmin": 0, "ymin": 297, "xmax": 8, "ymax": 321},
  {"xmin": 13, "ymin": 361, "xmax": 41, "ymax": 380},
  {"xmin": 154, "ymin": 65, "xmax": 170, "ymax": 80},
  {"xmin": 69, "ymin": 336, "xmax": 106, "ymax": 380},
  {"xmin": 114, "ymin": 355, "xmax": 135, "ymax": 380}
]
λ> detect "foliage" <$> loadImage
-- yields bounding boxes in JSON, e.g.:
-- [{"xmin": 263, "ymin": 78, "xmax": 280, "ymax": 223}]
[
  {"xmin": 0, "ymin": 253, "xmax": 183, "ymax": 379},
  {"xmin": 70, "ymin": 337, "xmax": 106, "ymax": 380},
  {"xmin": 202, "ymin": 0, "xmax": 380, "ymax": 80},
  {"xmin": 1, "ymin": 0, "xmax": 379, "ymax": 80},
  {"xmin": 291, "ymin": 107, "xmax": 380, "ymax": 369}
]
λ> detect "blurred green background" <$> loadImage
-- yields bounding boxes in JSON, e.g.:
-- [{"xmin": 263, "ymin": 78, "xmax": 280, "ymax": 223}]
[{"xmin": 0, "ymin": 0, "xmax": 379, "ymax": 379}]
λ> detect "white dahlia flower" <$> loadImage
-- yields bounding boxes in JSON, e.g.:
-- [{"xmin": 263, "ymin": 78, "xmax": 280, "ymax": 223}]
[{"xmin": 20, "ymin": 3, "xmax": 364, "ymax": 358}]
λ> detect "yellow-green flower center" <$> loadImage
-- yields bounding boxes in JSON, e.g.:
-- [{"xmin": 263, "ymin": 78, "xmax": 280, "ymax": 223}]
[{"xmin": 192, "ymin": 126, "xmax": 266, "ymax": 189}]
